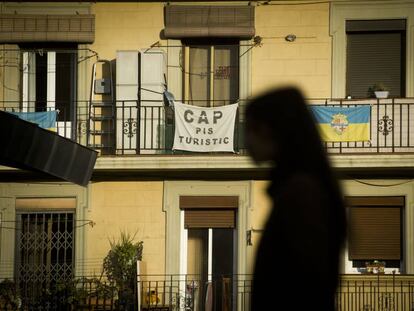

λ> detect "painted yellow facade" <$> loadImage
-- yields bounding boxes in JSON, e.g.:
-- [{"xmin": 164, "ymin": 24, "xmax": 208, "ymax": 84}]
[
  {"xmin": 1, "ymin": 4, "xmax": 414, "ymax": 310},
  {"xmin": 90, "ymin": 3, "xmax": 164, "ymax": 61},
  {"xmin": 253, "ymin": 3, "xmax": 331, "ymax": 98},
  {"xmin": 87, "ymin": 181, "xmax": 165, "ymax": 275}
]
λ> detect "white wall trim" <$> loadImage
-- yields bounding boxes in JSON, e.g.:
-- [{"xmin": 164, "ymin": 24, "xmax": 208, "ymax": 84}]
[
  {"xmin": 0, "ymin": 183, "xmax": 89, "ymax": 279},
  {"xmin": 163, "ymin": 180, "xmax": 251, "ymax": 276}
]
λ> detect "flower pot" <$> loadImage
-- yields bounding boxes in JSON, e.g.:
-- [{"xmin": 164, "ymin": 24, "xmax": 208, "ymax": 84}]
[{"xmin": 375, "ymin": 91, "xmax": 389, "ymax": 99}]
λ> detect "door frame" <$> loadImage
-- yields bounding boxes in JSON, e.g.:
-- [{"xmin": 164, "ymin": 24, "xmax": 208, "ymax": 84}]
[{"xmin": 163, "ymin": 181, "xmax": 251, "ymax": 276}]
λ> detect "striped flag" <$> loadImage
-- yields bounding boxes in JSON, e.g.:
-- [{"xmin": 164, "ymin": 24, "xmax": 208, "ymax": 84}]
[
  {"xmin": 9, "ymin": 111, "xmax": 57, "ymax": 131},
  {"xmin": 310, "ymin": 106, "xmax": 371, "ymax": 142}
]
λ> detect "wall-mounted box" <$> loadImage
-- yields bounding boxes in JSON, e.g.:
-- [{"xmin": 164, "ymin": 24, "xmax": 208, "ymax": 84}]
[{"xmin": 94, "ymin": 78, "xmax": 111, "ymax": 94}]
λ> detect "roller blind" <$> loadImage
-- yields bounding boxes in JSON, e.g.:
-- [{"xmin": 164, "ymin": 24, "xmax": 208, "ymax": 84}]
[
  {"xmin": 184, "ymin": 209, "xmax": 235, "ymax": 228},
  {"xmin": 0, "ymin": 14, "xmax": 95, "ymax": 43},
  {"xmin": 164, "ymin": 5, "xmax": 255, "ymax": 39},
  {"xmin": 347, "ymin": 196, "xmax": 403, "ymax": 261},
  {"xmin": 346, "ymin": 20, "xmax": 405, "ymax": 98},
  {"xmin": 180, "ymin": 196, "xmax": 238, "ymax": 229}
]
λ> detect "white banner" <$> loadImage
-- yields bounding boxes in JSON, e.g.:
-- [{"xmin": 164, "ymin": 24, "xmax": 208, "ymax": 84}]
[{"xmin": 173, "ymin": 102, "xmax": 238, "ymax": 152}]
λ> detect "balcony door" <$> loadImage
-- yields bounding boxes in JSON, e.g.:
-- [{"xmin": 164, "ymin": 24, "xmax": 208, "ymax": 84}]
[
  {"xmin": 186, "ymin": 228, "xmax": 235, "ymax": 311},
  {"xmin": 181, "ymin": 196, "xmax": 238, "ymax": 311},
  {"xmin": 21, "ymin": 45, "xmax": 77, "ymax": 138}
]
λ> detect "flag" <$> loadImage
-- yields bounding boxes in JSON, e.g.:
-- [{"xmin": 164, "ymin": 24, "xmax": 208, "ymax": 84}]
[
  {"xmin": 9, "ymin": 111, "xmax": 57, "ymax": 131},
  {"xmin": 310, "ymin": 106, "xmax": 371, "ymax": 142},
  {"xmin": 173, "ymin": 102, "xmax": 238, "ymax": 152}
]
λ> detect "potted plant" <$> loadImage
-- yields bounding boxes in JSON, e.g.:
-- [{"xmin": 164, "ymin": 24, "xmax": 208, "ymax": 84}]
[
  {"xmin": 368, "ymin": 83, "xmax": 389, "ymax": 98},
  {"xmin": 0, "ymin": 279, "xmax": 21, "ymax": 310},
  {"xmin": 365, "ymin": 260, "xmax": 386, "ymax": 274},
  {"xmin": 103, "ymin": 232, "xmax": 143, "ymax": 311}
]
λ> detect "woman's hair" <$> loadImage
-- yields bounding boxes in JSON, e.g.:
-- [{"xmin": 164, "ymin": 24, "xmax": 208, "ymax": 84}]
[
  {"xmin": 245, "ymin": 86, "xmax": 346, "ymax": 244},
  {"xmin": 246, "ymin": 87, "xmax": 326, "ymax": 174}
]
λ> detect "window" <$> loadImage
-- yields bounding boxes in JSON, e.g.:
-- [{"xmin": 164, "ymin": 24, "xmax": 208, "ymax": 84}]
[
  {"xmin": 20, "ymin": 43, "xmax": 78, "ymax": 139},
  {"xmin": 346, "ymin": 196, "xmax": 404, "ymax": 269},
  {"xmin": 184, "ymin": 40, "xmax": 239, "ymax": 107},
  {"xmin": 21, "ymin": 43, "xmax": 77, "ymax": 121},
  {"xmin": 15, "ymin": 198, "xmax": 76, "ymax": 304},
  {"xmin": 346, "ymin": 19, "xmax": 406, "ymax": 98}
]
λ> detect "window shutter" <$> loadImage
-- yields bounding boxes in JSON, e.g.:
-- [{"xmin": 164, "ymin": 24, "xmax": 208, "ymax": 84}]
[
  {"xmin": 346, "ymin": 196, "xmax": 403, "ymax": 261},
  {"xmin": 184, "ymin": 209, "xmax": 235, "ymax": 228},
  {"xmin": 0, "ymin": 14, "xmax": 95, "ymax": 43},
  {"xmin": 346, "ymin": 20, "xmax": 405, "ymax": 98},
  {"xmin": 180, "ymin": 196, "xmax": 238, "ymax": 229},
  {"xmin": 164, "ymin": 6, "xmax": 255, "ymax": 39}
]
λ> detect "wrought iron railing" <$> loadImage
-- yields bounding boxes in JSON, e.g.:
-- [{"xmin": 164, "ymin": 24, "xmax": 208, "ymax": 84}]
[
  {"xmin": 137, "ymin": 274, "xmax": 251, "ymax": 311},
  {"xmin": 1, "ymin": 98, "xmax": 414, "ymax": 156},
  {"xmin": 310, "ymin": 98, "xmax": 414, "ymax": 154},
  {"xmin": 2, "ymin": 273, "xmax": 414, "ymax": 310},
  {"xmin": 337, "ymin": 274, "xmax": 414, "ymax": 311},
  {"xmin": 0, "ymin": 276, "xmax": 118, "ymax": 310}
]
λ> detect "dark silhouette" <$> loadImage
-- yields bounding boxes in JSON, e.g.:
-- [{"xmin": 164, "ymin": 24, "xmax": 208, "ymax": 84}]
[{"xmin": 246, "ymin": 87, "xmax": 346, "ymax": 310}]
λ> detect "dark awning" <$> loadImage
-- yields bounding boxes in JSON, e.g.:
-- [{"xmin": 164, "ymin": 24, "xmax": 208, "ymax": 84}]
[
  {"xmin": 163, "ymin": 5, "xmax": 255, "ymax": 39},
  {"xmin": 0, "ymin": 14, "xmax": 95, "ymax": 43},
  {"xmin": 0, "ymin": 110, "xmax": 97, "ymax": 187}
]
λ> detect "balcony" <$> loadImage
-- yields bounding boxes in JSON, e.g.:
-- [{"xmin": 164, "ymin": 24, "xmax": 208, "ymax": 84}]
[
  {"xmin": 2, "ymin": 274, "xmax": 414, "ymax": 310},
  {"xmin": 1, "ymin": 98, "xmax": 414, "ymax": 156}
]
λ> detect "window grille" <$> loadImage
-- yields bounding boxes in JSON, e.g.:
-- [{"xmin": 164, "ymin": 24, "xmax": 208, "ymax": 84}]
[{"xmin": 15, "ymin": 211, "xmax": 75, "ymax": 305}]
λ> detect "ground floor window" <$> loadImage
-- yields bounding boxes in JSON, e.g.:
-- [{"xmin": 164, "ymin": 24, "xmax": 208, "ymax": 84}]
[
  {"xmin": 15, "ymin": 198, "xmax": 75, "ymax": 305},
  {"xmin": 346, "ymin": 196, "xmax": 404, "ymax": 270}
]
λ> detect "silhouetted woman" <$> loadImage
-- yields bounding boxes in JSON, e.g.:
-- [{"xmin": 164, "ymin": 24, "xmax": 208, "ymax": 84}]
[{"xmin": 246, "ymin": 87, "xmax": 346, "ymax": 310}]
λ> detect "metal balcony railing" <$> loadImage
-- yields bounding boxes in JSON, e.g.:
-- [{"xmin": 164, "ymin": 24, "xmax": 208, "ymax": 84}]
[
  {"xmin": 2, "ymin": 273, "xmax": 414, "ymax": 310},
  {"xmin": 1, "ymin": 98, "xmax": 414, "ymax": 156},
  {"xmin": 137, "ymin": 274, "xmax": 251, "ymax": 311},
  {"xmin": 337, "ymin": 274, "xmax": 414, "ymax": 311}
]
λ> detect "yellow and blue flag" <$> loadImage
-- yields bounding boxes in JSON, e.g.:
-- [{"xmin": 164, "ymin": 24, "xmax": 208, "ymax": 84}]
[
  {"xmin": 310, "ymin": 106, "xmax": 371, "ymax": 142},
  {"xmin": 9, "ymin": 111, "xmax": 57, "ymax": 131}
]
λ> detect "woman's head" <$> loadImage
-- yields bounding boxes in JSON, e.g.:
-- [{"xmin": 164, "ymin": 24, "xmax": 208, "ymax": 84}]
[{"xmin": 245, "ymin": 87, "xmax": 325, "ymax": 170}]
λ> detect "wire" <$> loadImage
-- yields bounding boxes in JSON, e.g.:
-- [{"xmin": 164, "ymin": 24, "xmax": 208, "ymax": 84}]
[{"xmin": 353, "ymin": 179, "xmax": 414, "ymax": 187}]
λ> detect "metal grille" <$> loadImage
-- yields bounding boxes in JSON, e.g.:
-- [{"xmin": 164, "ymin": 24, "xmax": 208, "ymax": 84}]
[{"xmin": 15, "ymin": 211, "xmax": 75, "ymax": 307}]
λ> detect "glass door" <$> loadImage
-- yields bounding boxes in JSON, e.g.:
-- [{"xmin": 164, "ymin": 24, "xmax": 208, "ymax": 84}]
[
  {"xmin": 21, "ymin": 46, "xmax": 77, "ymax": 138},
  {"xmin": 187, "ymin": 228, "xmax": 235, "ymax": 311}
]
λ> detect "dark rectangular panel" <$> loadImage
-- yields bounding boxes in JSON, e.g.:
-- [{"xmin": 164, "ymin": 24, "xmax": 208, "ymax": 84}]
[
  {"xmin": 180, "ymin": 196, "xmax": 238, "ymax": 209},
  {"xmin": 185, "ymin": 210, "xmax": 235, "ymax": 228},
  {"xmin": 164, "ymin": 6, "xmax": 255, "ymax": 39},
  {"xmin": 0, "ymin": 111, "xmax": 97, "ymax": 186},
  {"xmin": 348, "ymin": 207, "xmax": 401, "ymax": 260},
  {"xmin": 0, "ymin": 14, "xmax": 95, "ymax": 43}
]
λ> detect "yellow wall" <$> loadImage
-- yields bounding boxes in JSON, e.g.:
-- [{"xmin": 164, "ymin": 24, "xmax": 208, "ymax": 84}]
[
  {"xmin": 253, "ymin": 3, "xmax": 331, "ymax": 98},
  {"xmin": 90, "ymin": 3, "xmax": 164, "ymax": 61},
  {"xmin": 250, "ymin": 180, "xmax": 272, "ymax": 266},
  {"xmin": 87, "ymin": 181, "xmax": 165, "ymax": 275}
]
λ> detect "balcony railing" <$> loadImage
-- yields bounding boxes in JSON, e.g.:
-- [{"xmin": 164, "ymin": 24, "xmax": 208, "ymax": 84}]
[
  {"xmin": 1, "ymin": 98, "xmax": 414, "ymax": 156},
  {"xmin": 137, "ymin": 274, "xmax": 251, "ymax": 311},
  {"xmin": 2, "ymin": 274, "xmax": 414, "ymax": 310},
  {"xmin": 337, "ymin": 274, "xmax": 414, "ymax": 311}
]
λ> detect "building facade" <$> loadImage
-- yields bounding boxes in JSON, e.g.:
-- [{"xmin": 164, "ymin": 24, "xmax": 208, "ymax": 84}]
[{"xmin": 1, "ymin": 0, "xmax": 414, "ymax": 310}]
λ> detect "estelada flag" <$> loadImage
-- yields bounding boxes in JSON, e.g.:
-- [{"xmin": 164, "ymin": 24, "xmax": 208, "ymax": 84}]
[{"xmin": 310, "ymin": 106, "xmax": 370, "ymax": 142}]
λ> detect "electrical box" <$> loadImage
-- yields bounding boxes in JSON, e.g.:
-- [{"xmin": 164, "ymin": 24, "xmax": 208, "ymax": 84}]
[{"xmin": 94, "ymin": 78, "xmax": 111, "ymax": 94}]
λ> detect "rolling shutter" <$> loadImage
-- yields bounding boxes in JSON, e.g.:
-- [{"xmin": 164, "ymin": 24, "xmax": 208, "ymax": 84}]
[
  {"xmin": 346, "ymin": 19, "xmax": 405, "ymax": 98},
  {"xmin": 346, "ymin": 196, "xmax": 403, "ymax": 261},
  {"xmin": 0, "ymin": 14, "xmax": 95, "ymax": 43},
  {"xmin": 164, "ymin": 6, "xmax": 255, "ymax": 39},
  {"xmin": 180, "ymin": 196, "xmax": 238, "ymax": 229}
]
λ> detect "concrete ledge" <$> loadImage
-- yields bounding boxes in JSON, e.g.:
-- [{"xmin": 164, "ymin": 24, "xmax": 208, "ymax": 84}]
[{"xmin": 1, "ymin": 154, "xmax": 413, "ymax": 181}]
